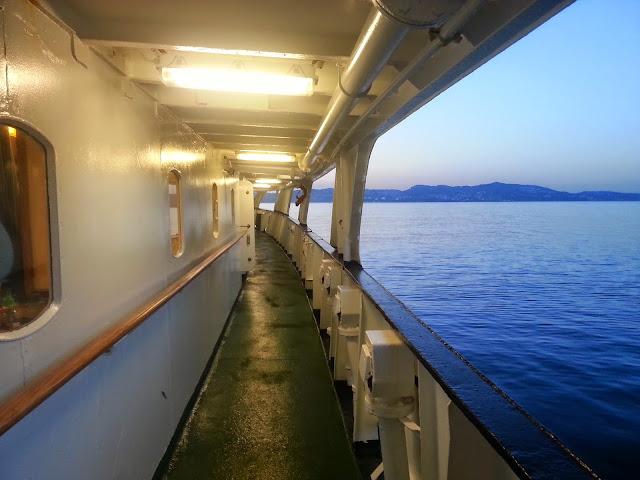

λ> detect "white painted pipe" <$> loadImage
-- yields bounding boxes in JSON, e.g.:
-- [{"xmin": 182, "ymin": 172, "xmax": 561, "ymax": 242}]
[
  {"xmin": 298, "ymin": 8, "xmax": 410, "ymax": 172},
  {"xmin": 379, "ymin": 417, "xmax": 411, "ymax": 480},
  {"xmin": 329, "ymin": 0, "xmax": 488, "ymax": 160},
  {"xmin": 274, "ymin": 188, "xmax": 293, "ymax": 215}
]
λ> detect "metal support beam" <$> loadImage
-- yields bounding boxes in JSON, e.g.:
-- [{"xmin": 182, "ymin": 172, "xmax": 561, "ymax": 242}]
[
  {"xmin": 173, "ymin": 107, "xmax": 323, "ymax": 130},
  {"xmin": 331, "ymin": 0, "xmax": 488, "ymax": 158},
  {"xmin": 299, "ymin": 7, "xmax": 410, "ymax": 171},
  {"xmin": 330, "ymin": 140, "xmax": 375, "ymax": 262},
  {"xmin": 231, "ymin": 160, "xmax": 302, "ymax": 178},
  {"xmin": 296, "ymin": 179, "xmax": 313, "ymax": 226},
  {"xmin": 254, "ymin": 191, "xmax": 266, "ymax": 209},
  {"xmin": 274, "ymin": 188, "xmax": 293, "ymax": 216}
]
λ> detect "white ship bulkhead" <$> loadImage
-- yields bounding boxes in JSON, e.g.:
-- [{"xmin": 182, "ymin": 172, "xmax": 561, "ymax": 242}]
[{"xmin": 0, "ymin": 2, "xmax": 250, "ymax": 477}]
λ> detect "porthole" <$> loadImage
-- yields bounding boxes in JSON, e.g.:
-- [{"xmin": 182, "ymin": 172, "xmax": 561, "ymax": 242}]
[
  {"xmin": 168, "ymin": 170, "xmax": 183, "ymax": 257},
  {"xmin": 0, "ymin": 125, "xmax": 51, "ymax": 332},
  {"xmin": 212, "ymin": 183, "xmax": 219, "ymax": 238}
]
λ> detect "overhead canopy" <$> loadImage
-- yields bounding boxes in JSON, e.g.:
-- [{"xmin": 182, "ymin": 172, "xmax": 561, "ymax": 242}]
[{"xmin": 43, "ymin": 0, "xmax": 574, "ymax": 187}]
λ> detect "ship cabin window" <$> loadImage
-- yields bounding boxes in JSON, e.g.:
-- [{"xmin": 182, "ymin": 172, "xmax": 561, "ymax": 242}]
[
  {"xmin": 168, "ymin": 170, "xmax": 183, "ymax": 257},
  {"xmin": 0, "ymin": 125, "xmax": 51, "ymax": 332},
  {"xmin": 212, "ymin": 183, "xmax": 219, "ymax": 238}
]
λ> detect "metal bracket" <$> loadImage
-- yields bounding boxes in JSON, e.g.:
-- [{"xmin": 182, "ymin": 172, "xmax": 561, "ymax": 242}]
[{"xmin": 429, "ymin": 27, "xmax": 463, "ymax": 46}]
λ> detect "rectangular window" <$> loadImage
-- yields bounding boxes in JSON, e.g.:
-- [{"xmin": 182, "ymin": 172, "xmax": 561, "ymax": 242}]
[{"xmin": 168, "ymin": 170, "xmax": 183, "ymax": 257}]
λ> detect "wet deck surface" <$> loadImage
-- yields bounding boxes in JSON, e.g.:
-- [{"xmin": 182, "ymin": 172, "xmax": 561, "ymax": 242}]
[{"xmin": 160, "ymin": 232, "xmax": 360, "ymax": 480}]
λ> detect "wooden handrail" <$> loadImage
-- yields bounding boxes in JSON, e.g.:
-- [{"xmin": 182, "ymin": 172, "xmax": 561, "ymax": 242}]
[{"xmin": 0, "ymin": 230, "xmax": 247, "ymax": 436}]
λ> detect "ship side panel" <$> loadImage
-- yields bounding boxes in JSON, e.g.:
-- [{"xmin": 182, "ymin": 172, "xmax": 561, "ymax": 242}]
[{"xmin": 0, "ymin": 1, "xmax": 241, "ymax": 478}]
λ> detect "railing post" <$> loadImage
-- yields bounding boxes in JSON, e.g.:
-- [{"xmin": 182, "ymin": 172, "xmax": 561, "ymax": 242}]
[
  {"xmin": 320, "ymin": 260, "xmax": 341, "ymax": 333},
  {"xmin": 331, "ymin": 140, "xmax": 375, "ymax": 262},
  {"xmin": 274, "ymin": 187, "xmax": 293, "ymax": 216},
  {"xmin": 332, "ymin": 285, "xmax": 361, "ymax": 382},
  {"xmin": 360, "ymin": 330, "xmax": 416, "ymax": 480},
  {"xmin": 297, "ymin": 179, "xmax": 313, "ymax": 226}
]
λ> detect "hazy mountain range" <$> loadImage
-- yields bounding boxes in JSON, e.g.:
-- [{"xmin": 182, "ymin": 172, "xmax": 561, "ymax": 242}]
[{"xmin": 262, "ymin": 182, "xmax": 640, "ymax": 203}]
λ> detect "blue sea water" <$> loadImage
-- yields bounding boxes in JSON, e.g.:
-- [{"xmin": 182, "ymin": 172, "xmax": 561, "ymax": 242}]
[{"xmin": 272, "ymin": 201, "xmax": 640, "ymax": 480}]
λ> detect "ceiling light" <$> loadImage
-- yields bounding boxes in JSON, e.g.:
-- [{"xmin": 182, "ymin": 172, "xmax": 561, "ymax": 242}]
[
  {"xmin": 236, "ymin": 153, "xmax": 295, "ymax": 162},
  {"xmin": 161, "ymin": 151, "xmax": 202, "ymax": 163},
  {"xmin": 255, "ymin": 178, "xmax": 281, "ymax": 184},
  {"xmin": 252, "ymin": 184, "xmax": 272, "ymax": 189},
  {"xmin": 161, "ymin": 67, "xmax": 314, "ymax": 96}
]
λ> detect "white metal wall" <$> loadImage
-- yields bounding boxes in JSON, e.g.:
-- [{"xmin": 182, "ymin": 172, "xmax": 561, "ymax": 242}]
[{"xmin": 0, "ymin": 1, "xmax": 244, "ymax": 478}]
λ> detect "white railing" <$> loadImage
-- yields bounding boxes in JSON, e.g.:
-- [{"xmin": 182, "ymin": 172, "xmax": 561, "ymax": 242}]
[{"xmin": 256, "ymin": 209, "xmax": 599, "ymax": 480}]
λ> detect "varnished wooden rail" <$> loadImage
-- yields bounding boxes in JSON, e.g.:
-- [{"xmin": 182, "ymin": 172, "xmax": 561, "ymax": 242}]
[{"xmin": 0, "ymin": 230, "xmax": 247, "ymax": 436}]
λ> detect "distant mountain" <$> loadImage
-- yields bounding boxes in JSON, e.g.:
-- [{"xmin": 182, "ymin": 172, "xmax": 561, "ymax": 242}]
[{"xmin": 262, "ymin": 182, "xmax": 640, "ymax": 203}]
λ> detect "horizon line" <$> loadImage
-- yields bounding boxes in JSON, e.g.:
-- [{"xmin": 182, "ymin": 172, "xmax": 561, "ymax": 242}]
[{"xmin": 304, "ymin": 181, "xmax": 640, "ymax": 195}]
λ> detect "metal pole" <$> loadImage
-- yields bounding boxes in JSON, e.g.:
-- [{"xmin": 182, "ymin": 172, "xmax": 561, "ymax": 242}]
[
  {"xmin": 298, "ymin": 7, "xmax": 410, "ymax": 172},
  {"xmin": 329, "ymin": 0, "xmax": 488, "ymax": 160}
]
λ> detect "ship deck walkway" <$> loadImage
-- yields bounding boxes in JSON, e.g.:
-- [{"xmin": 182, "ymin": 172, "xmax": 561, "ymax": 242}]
[{"xmin": 157, "ymin": 232, "xmax": 360, "ymax": 480}]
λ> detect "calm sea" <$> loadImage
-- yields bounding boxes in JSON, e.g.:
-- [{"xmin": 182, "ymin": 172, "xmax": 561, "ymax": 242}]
[{"xmin": 267, "ymin": 201, "xmax": 640, "ymax": 480}]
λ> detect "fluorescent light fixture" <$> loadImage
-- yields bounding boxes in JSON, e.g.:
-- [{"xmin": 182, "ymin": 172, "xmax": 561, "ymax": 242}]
[
  {"xmin": 162, "ymin": 67, "xmax": 314, "ymax": 96},
  {"xmin": 7, "ymin": 126, "xmax": 16, "ymax": 137},
  {"xmin": 236, "ymin": 153, "xmax": 295, "ymax": 162},
  {"xmin": 161, "ymin": 151, "xmax": 202, "ymax": 163},
  {"xmin": 252, "ymin": 184, "xmax": 271, "ymax": 189},
  {"xmin": 255, "ymin": 178, "xmax": 281, "ymax": 184}
]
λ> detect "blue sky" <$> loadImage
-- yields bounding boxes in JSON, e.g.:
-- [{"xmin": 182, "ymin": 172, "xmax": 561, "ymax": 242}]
[{"xmin": 316, "ymin": 0, "xmax": 640, "ymax": 193}]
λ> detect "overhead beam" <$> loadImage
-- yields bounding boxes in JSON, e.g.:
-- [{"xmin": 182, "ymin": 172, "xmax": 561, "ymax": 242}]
[
  {"xmin": 230, "ymin": 160, "xmax": 302, "ymax": 177},
  {"xmin": 38, "ymin": 1, "xmax": 439, "ymax": 64},
  {"xmin": 201, "ymin": 134, "xmax": 310, "ymax": 150},
  {"xmin": 77, "ymin": 25, "xmax": 359, "ymax": 61},
  {"xmin": 153, "ymin": 86, "xmax": 334, "ymax": 116},
  {"xmin": 84, "ymin": 39, "xmax": 353, "ymax": 63},
  {"xmin": 189, "ymin": 124, "xmax": 316, "ymax": 139},
  {"xmin": 168, "ymin": 107, "xmax": 323, "ymax": 130},
  {"xmin": 212, "ymin": 142, "xmax": 306, "ymax": 154}
]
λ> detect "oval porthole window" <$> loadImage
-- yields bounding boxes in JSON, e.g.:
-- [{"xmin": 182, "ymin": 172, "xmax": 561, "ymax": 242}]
[
  {"xmin": 0, "ymin": 125, "xmax": 52, "ymax": 332},
  {"xmin": 212, "ymin": 183, "xmax": 219, "ymax": 238},
  {"xmin": 168, "ymin": 170, "xmax": 183, "ymax": 257}
]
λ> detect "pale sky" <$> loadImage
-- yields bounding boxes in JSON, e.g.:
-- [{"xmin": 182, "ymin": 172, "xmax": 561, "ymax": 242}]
[{"xmin": 315, "ymin": 0, "xmax": 640, "ymax": 193}]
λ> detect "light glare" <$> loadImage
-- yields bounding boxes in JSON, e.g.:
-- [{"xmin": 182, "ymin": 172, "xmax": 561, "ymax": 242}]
[
  {"xmin": 255, "ymin": 178, "xmax": 281, "ymax": 184},
  {"xmin": 162, "ymin": 67, "xmax": 314, "ymax": 96},
  {"xmin": 161, "ymin": 151, "xmax": 201, "ymax": 163},
  {"xmin": 253, "ymin": 184, "xmax": 272, "ymax": 189},
  {"xmin": 237, "ymin": 153, "xmax": 295, "ymax": 162},
  {"xmin": 7, "ymin": 126, "xmax": 16, "ymax": 137}
]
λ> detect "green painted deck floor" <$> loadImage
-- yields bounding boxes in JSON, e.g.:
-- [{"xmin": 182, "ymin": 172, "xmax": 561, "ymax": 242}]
[{"xmin": 160, "ymin": 232, "xmax": 360, "ymax": 480}]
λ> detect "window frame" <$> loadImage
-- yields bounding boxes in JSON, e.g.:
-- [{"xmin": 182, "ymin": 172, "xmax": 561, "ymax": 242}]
[
  {"xmin": 0, "ymin": 119, "xmax": 60, "ymax": 341},
  {"xmin": 168, "ymin": 169, "xmax": 184, "ymax": 258}
]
